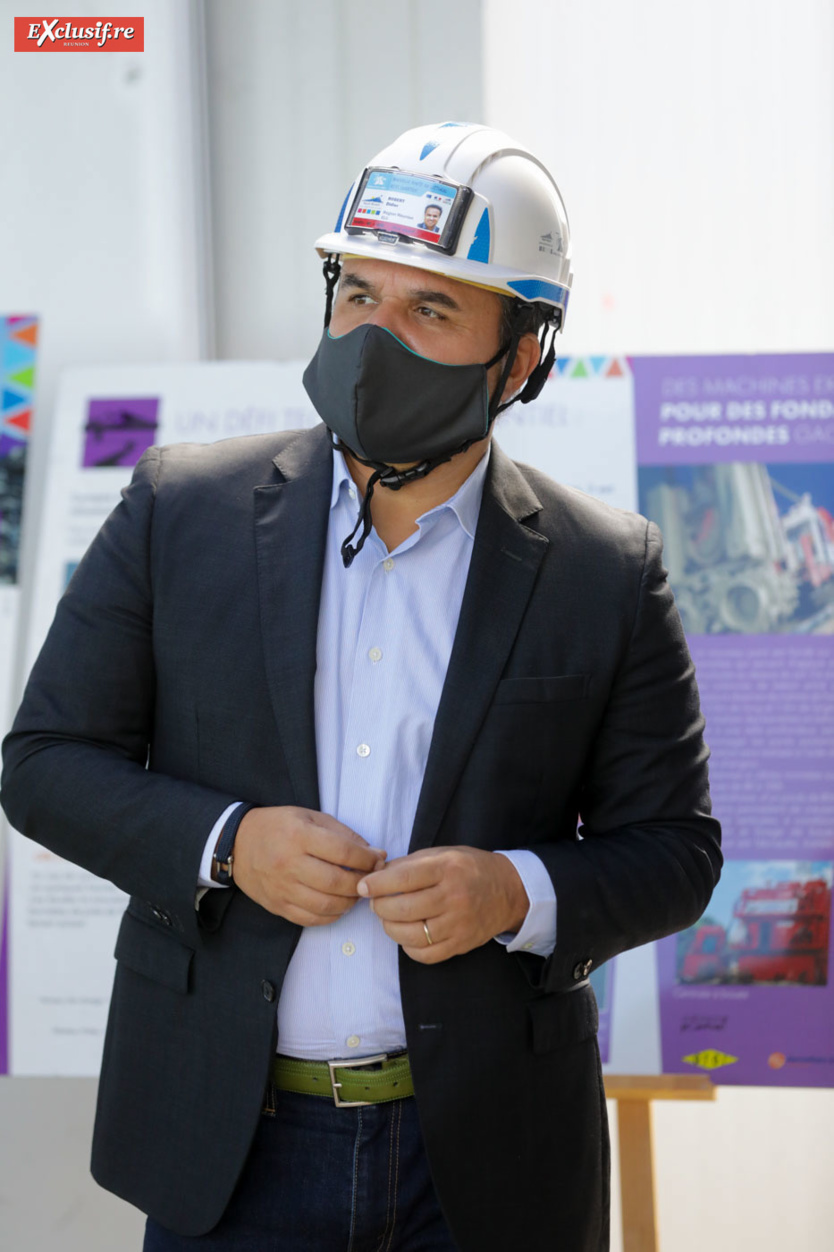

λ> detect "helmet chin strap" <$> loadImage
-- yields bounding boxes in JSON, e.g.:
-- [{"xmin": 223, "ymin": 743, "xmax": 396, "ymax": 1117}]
[{"xmin": 320, "ymin": 255, "xmax": 527, "ymax": 567}]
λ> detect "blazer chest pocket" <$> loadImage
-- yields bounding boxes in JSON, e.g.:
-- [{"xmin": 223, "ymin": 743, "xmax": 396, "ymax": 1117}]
[
  {"xmin": 494, "ymin": 674, "xmax": 589, "ymax": 705},
  {"xmin": 114, "ymin": 910, "xmax": 194, "ymax": 994},
  {"xmin": 528, "ymin": 985, "xmax": 599, "ymax": 1054}
]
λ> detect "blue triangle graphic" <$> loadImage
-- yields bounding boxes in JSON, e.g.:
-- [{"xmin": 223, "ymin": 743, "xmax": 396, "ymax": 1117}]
[
  {"xmin": 555, "ymin": 357, "xmax": 572, "ymax": 375},
  {"xmin": 590, "ymin": 356, "xmax": 607, "ymax": 375},
  {"xmin": 1, "ymin": 339, "xmax": 34, "ymax": 373},
  {"xmin": 420, "ymin": 122, "xmax": 469, "ymax": 160},
  {"xmin": 2, "ymin": 387, "xmax": 27, "ymax": 412},
  {"xmin": 467, "ymin": 208, "xmax": 491, "ymax": 263}
]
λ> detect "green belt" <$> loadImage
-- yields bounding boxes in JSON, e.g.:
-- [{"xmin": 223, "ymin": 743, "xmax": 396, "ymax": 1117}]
[{"xmin": 273, "ymin": 1051, "xmax": 414, "ymax": 1107}]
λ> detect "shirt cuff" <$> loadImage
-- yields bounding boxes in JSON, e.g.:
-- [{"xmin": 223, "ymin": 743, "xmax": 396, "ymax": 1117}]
[
  {"xmin": 197, "ymin": 802, "xmax": 242, "ymax": 892},
  {"xmin": 492, "ymin": 850, "xmax": 557, "ymax": 957}
]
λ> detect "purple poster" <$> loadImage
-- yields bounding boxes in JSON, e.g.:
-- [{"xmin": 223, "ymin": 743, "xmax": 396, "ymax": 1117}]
[
  {"xmin": 634, "ymin": 355, "xmax": 834, "ymax": 1087},
  {"xmin": 82, "ymin": 397, "xmax": 159, "ymax": 468}
]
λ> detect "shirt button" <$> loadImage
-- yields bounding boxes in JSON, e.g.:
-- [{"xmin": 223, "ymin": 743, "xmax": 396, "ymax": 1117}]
[
  {"xmin": 522, "ymin": 942, "xmax": 534, "ymax": 951},
  {"xmin": 342, "ymin": 941, "xmax": 356, "ymax": 956},
  {"xmin": 368, "ymin": 646, "xmax": 382, "ymax": 663},
  {"xmin": 348, "ymin": 486, "xmax": 357, "ymax": 500},
  {"xmin": 383, "ymin": 558, "xmax": 395, "ymax": 572},
  {"xmin": 346, "ymin": 1035, "xmax": 361, "ymax": 1049},
  {"xmin": 356, "ymin": 743, "xmax": 371, "ymax": 758}
]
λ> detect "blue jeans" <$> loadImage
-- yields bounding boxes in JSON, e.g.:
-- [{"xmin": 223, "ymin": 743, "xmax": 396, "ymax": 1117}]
[{"xmin": 144, "ymin": 1088, "xmax": 458, "ymax": 1251}]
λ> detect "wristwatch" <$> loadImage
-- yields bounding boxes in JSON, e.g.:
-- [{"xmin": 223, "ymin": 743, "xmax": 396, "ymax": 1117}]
[{"xmin": 211, "ymin": 803, "xmax": 256, "ymax": 885}]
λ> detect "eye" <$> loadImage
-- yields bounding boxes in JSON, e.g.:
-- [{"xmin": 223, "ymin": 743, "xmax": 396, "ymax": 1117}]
[
  {"xmin": 416, "ymin": 305, "xmax": 445, "ymax": 321},
  {"xmin": 348, "ymin": 292, "xmax": 374, "ymax": 306}
]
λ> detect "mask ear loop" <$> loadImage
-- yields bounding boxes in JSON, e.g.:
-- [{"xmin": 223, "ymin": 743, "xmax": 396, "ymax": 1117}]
[
  {"xmin": 340, "ymin": 468, "xmax": 383, "ymax": 567},
  {"xmin": 515, "ymin": 308, "xmax": 563, "ymax": 407},
  {"xmin": 322, "ymin": 254, "xmax": 342, "ymax": 328}
]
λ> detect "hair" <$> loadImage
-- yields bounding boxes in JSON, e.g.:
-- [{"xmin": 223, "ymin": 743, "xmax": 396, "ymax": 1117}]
[{"xmin": 498, "ymin": 295, "xmax": 558, "ymax": 344}]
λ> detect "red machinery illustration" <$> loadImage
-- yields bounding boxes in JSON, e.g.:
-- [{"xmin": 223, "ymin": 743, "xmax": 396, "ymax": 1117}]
[{"xmin": 682, "ymin": 879, "xmax": 832, "ymax": 985}]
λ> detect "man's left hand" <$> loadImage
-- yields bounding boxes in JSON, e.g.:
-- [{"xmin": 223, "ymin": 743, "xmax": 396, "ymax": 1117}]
[{"xmin": 356, "ymin": 847, "xmax": 529, "ymax": 964}]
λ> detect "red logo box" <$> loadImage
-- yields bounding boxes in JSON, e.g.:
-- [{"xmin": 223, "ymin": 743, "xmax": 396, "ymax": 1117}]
[{"xmin": 14, "ymin": 16, "xmax": 144, "ymax": 51}]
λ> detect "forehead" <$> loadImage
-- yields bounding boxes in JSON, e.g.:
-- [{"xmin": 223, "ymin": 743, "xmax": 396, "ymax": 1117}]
[{"xmin": 339, "ymin": 256, "xmax": 503, "ymax": 319}]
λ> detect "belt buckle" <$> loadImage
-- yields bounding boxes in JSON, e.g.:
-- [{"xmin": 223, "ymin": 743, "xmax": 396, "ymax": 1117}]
[{"xmin": 327, "ymin": 1052, "xmax": 388, "ymax": 1108}]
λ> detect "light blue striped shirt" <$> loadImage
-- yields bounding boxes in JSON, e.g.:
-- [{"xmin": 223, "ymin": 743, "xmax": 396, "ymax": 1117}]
[{"xmin": 202, "ymin": 446, "xmax": 556, "ymax": 1060}]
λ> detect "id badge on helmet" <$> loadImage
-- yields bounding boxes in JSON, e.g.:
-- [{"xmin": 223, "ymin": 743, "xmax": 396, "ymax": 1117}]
[{"xmin": 345, "ymin": 167, "xmax": 473, "ymax": 254}]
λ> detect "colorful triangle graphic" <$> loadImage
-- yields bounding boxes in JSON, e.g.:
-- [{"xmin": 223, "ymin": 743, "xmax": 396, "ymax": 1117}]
[
  {"xmin": 6, "ymin": 409, "xmax": 31, "ymax": 432},
  {"xmin": 1, "ymin": 339, "xmax": 34, "ymax": 373},
  {"xmin": 555, "ymin": 357, "xmax": 571, "ymax": 375},
  {"xmin": 8, "ymin": 367, "xmax": 34, "ymax": 390},
  {"xmin": 2, "ymin": 387, "xmax": 27, "ymax": 411},
  {"xmin": 570, "ymin": 359, "xmax": 589, "ymax": 379},
  {"xmin": 590, "ymin": 356, "xmax": 607, "ymax": 375},
  {"xmin": 605, "ymin": 358, "xmax": 624, "ymax": 377},
  {"xmin": 11, "ymin": 322, "xmax": 38, "ymax": 347}
]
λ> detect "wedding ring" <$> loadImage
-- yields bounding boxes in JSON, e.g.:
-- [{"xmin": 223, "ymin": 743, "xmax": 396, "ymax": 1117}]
[{"xmin": 422, "ymin": 920, "xmax": 434, "ymax": 946}]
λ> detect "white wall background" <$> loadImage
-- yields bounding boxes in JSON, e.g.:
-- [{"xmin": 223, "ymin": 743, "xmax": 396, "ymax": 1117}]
[
  {"xmin": 204, "ymin": 0, "xmax": 485, "ymax": 361},
  {"xmin": 483, "ymin": 2, "xmax": 834, "ymax": 1250},
  {"xmin": 484, "ymin": 0, "xmax": 834, "ymax": 358},
  {"xmin": 0, "ymin": 2, "xmax": 211, "ymax": 1248},
  {"xmin": 2, "ymin": 1, "xmax": 834, "ymax": 1249}
]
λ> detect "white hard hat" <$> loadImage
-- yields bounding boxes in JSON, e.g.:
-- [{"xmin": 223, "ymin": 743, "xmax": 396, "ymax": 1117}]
[{"xmin": 315, "ymin": 121, "xmax": 573, "ymax": 327}]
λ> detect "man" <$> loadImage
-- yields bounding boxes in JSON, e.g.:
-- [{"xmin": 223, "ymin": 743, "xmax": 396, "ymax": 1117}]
[
  {"xmin": 1, "ymin": 122, "xmax": 721, "ymax": 1251},
  {"xmin": 421, "ymin": 203, "xmax": 443, "ymax": 232}
]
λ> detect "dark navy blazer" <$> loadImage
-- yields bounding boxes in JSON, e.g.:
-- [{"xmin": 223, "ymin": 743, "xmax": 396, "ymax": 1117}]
[{"xmin": 1, "ymin": 424, "xmax": 721, "ymax": 1251}]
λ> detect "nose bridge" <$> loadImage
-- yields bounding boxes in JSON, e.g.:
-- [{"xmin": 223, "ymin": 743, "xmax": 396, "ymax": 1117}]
[{"xmin": 366, "ymin": 293, "xmax": 407, "ymax": 338}]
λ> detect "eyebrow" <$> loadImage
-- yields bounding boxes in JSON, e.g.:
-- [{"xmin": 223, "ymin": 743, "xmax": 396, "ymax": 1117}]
[{"xmin": 340, "ymin": 271, "xmax": 462, "ymax": 312}]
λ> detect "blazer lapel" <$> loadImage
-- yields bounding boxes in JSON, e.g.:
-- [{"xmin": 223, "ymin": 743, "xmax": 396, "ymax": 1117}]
[
  {"xmin": 253, "ymin": 424, "xmax": 332, "ymax": 811},
  {"xmin": 409, "ymin": 443, "xmax": 550, "ymax": 852}
]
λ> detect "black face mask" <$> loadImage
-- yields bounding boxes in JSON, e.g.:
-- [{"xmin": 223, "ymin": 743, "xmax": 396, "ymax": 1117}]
[
  {"xmin": 302, "ymin": 323, "xmax": 509, "ymax": 467},
  {"xmin": 302, "ymin": 323, "xmax": 516, "ymax": 566}
]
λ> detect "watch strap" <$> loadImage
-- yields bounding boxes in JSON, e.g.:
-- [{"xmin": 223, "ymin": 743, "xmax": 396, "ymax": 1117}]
[{"xmin": 211, "ymin": 802, "xmax": 256, "ymax": 885}]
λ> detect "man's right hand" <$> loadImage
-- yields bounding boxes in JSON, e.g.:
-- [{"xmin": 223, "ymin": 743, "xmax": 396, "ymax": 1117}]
[{"xmin": 232, "ymin": 806, "xmax": 386, "ymax": 925}]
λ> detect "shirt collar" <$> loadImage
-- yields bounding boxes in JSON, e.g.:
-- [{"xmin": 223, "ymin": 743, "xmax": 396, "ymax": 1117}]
[{"xmin": 329, "ymin": 444, "xmax": 491, "ymax": 543}]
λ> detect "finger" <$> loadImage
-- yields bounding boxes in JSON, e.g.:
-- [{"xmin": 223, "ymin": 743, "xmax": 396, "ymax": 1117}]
[
  {"xmin": 357, "ymin": 855, "xmax": 441, "ymax": 899},
  {"xmin": 307, "ymin": 811, "xmax": 388, "ymax": 860},
  {"xmin": 304, "ymin": 824, "xmax": 386, "ymax": 872},
  {"xmin": 379, "ymin": 916, "xmax": 443, "ymax": 950},
  {"xmin": 400, "ymin": 940, "xmax": 454, "ymax": 965},
  {"xmin": 281, "ymin": 903, "xmax": 349, "ymax": 927},
  {"xmin": 301, "ymin": 856, "xmax": 370, "ymax": 898},
  {"xmin": 279, "ymin": 880, "xmax": 358, "ymax": 920},
  {"xmin": 369, "ymin": 887, "xmax": 444, "ymax": 923}
]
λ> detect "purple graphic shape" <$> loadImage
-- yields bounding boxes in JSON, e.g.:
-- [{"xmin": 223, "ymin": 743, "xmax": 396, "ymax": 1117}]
[
  {"xmin": 633, "ymin": 353, "xmax": 834, "ymax": 467},
  {"xmin": 657, "ymin": 634, "xmax": 834, "ymax": 1086},
  {"xmin": 0, "ymin": 434, "xmax": 23, "ymax": 459},
  {"xmin": 0, "ymin": 877, "xmax": 8, "ymax": 1074},
  {"xmin": 83, "ymin": 397, "xmax": 160, "ymax": 468}
]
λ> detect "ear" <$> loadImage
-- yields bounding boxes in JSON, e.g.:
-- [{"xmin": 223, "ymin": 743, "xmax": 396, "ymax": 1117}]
[{"xmin": 499, "ymin": 332, "xmax": 541, "ymax": 405}]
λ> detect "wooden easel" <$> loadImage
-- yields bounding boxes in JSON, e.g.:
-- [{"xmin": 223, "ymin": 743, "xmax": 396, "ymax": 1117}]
[{"xmin": 603, "ymin": 1074, "xmax": 715, "ymax": 1252}]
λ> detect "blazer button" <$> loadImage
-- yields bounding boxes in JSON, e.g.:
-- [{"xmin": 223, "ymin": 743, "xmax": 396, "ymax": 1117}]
[
  {"xmin": 572, "ymin": 959, "xmax": 593, "ymax": 981},
  {"xmin": 151, "ymin": 907, "xmax": 172, "ymax": 927},
  {"xmin": 261, "ymin": 981, "xmax": 276, "ymax": 1003}
]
